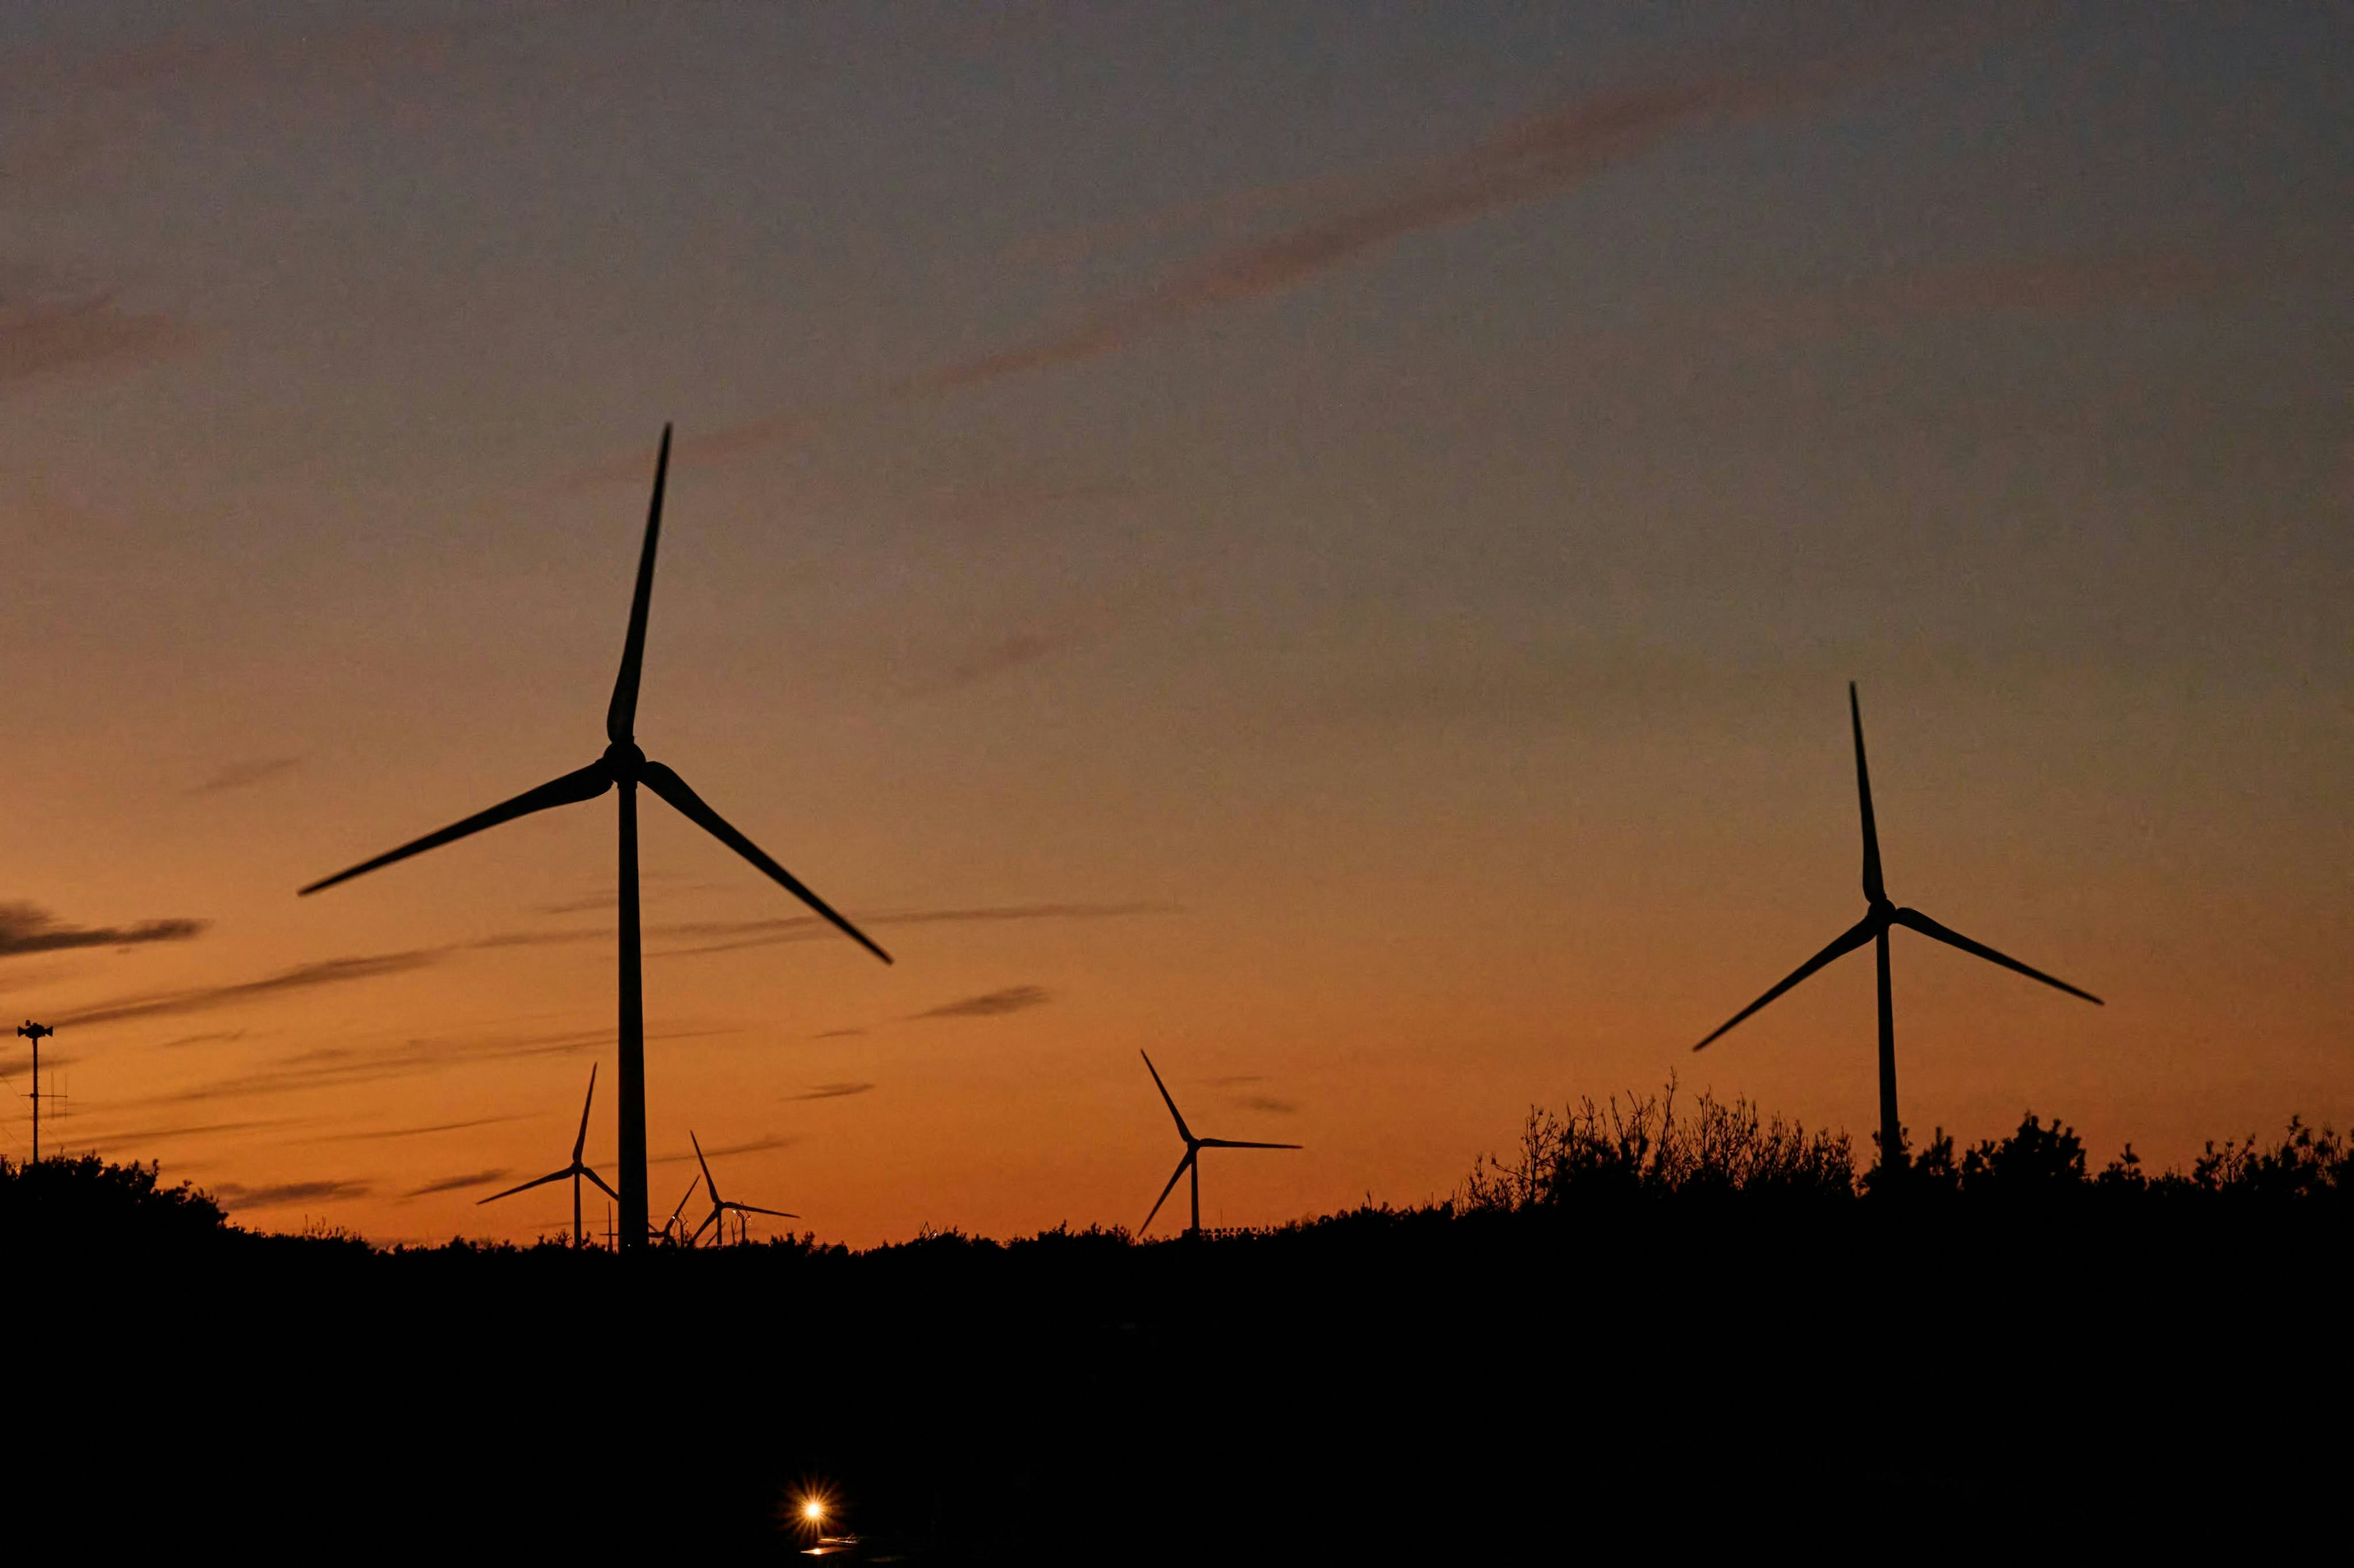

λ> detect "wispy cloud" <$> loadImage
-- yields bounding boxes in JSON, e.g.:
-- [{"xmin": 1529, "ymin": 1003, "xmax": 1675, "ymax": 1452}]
[
  {"xmin": 55, "ymin": 950, "xmax": 436, "ymax": 1027},
  {"xmin": 812, "ymin": 1027, "xmax": 866, "ymax": 1040},
  {"xmin": 655, "ymin": 902, "xmax": 1169, "ymax": 958},
  {"xmin": 0, "ymin": 901, "xmax": 208, "ymax": 959},
  {"xmin": 566, "ymin": 10, "xmax": 1998, "ymax": 477},
  {"xmin": 783, "ymin": 1081, "xmax": 873, "ymax": 1103},
  {"xmin": 912, "ymin": 984, "xmax": 1051, "ymax": 1021},
  {"xmin": 69, "ymin": 1116, "xmax": 300, "ymax": 1155},
  {"xmin": 651, "ymin": 1133, "xmax": 795, "ymax": 1165},
  {"xmin": 159, "ymin": 1029, "xmax": 245, "ymax": 1050},
  {"xmin": 188, "ymin": 757, "xmax": 302, "ymax": 797},
  {"xmin": 0, "ymin": 289, "xmax": 191, "ymax": 391},
  {"xmin": 1232, "ymin": 1095, "xmax": 1299, "ymax": 1116},
  {"xmin": 307, "ymin": 1114, "xmax": 527, "ymax": 1144},
  {"xmin": 918, "ymin": 630, "xmax": 1092, "ymax": 696},
  {"xmin": 404, "ymin": 1168, "xmax": 510, "ymax": 1198},
  {"xmin": 213, "ymin": 1178, "xmax": 371, "ymax": 1210},
  {"xmin": 118, "ymin": 1023, "xmax": 720, "ymax": 1109}
]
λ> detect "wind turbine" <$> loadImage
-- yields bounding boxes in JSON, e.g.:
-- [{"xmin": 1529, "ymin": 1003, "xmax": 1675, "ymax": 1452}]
[
  {"xmin": 1138, "ymin": 1051, "xmax": 1299, "ymax": 1237},
  {"xmin": 685, "ymin": 1131, "xmax": 796, "ymax": 1246},
  {"xmin": 299, "ymin": 427, "xmax": 891, "ymax": 1247},
  {"xmin": 661, "ymin": 1171, "xmax": 702, "ymax": 1245},
  {"xmin": 1693, "ymin": 683, "xmax": 2102, "ymax": 1171},
  {"xmin": 477, "ymin": 1064, "xmax": 618, "ymax": 1247}
]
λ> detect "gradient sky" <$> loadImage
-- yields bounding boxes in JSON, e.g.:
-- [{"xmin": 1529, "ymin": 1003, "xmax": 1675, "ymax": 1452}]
[{"xmin": 3, "ymin": 2, "xmax": 2346, "ymax": 1244}]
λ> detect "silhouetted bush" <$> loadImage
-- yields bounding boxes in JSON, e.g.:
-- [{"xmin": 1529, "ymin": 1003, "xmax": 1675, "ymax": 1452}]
[
  {"xmin": 1460, "ymin": 1075, "xmax": 1856, "ymax": 1211},
  {"xmin": 0, "ymin": 1153, "xmax": 232, "ymax": 1246}
]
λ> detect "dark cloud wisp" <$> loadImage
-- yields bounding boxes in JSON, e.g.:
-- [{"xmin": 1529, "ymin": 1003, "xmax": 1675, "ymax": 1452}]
[
  {"xmin": 912, "ymin": 985, "xmax": 1052, "ymax": 1021},
  {"xmin": 0, "ymin": 901, "xmax": 207, "ymax": 959}
]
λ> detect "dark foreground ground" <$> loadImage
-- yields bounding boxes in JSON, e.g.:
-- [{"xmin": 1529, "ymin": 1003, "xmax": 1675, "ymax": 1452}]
[{"xmin": 16, "ymin": 1201, "xmax": 2350, "ymax": 1561}]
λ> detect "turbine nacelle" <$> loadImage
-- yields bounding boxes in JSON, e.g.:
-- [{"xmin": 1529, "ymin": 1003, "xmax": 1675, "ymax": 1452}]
[{"xmin": 601, "ymin": 739, "xmax": 646, "ymax": 783}]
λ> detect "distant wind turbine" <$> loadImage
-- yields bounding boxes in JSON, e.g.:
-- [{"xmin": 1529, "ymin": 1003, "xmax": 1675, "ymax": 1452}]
[
  {"xmin": 1138, "ymin": 1051, "xmax": 1299, "ymax": 1237},
  {"xmin": 477, "ymin": 1064, "xmax": 617, "ymax": 1247},
  {"xmin": 1693, "ymin": 683, "xmax": 2102, "ymax": 1171},
  {"xmin": 300, "ymin": 427, "xmax": 891, "ymax": 1247},
  {"xmin": 685, "ymin": 1132, "xmax": 796, "ymax": 1246}
]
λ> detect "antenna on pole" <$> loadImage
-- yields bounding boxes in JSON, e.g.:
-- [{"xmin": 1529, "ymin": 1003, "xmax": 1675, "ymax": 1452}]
[{"xmin": 17, "ymin": 1022, "xmax": 54, "ymax": 1165}]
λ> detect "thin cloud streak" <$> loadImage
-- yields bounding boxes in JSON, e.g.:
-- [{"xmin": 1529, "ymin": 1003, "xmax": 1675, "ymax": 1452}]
[
  {"xmin": 655, "ymin": 902, "xmax": 1170, "ymax": 958},
  {"xmin": 56, "ymin": 951, "xmax": 437, "ymax": 1027},
  {"xmin": 188, "ymin": 757, "xmax": 303, "ymax": 797},
  {"xmin": 403, "ymin": 1168, "xmax": 511, "ymax": 1198},
  {"xmin": 912, "ymin": 985, "xmax": 1051, "ymax": 1021},
  {"xmin": 0, "ymin": 290, "xmax": 191, "ymax": 390},
  {"xmin": 307, "ymin": 1114, "xmax": 528, "ymax": 1144},
  {"xmin": 782, "ymin": 1082, "xmax": 873, "ymax": 1103},
  {"xmin": 214, "ymin": 1178, "xmax": 371, "ymax": 1210},
  {"xmin": 650, "ymin": 1133, "xmax": 795, "ymax": 1165},
  {"xmin": 0, "ymin": 902, "xmax": 208, "ymax": 959},
  {"xmin": 572, "ymin": 10, "xmax": 2000, "ymax": 477}
]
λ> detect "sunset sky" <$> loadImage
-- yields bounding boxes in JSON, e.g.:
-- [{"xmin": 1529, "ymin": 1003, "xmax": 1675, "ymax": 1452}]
[{"xmin": 2, "ymin": 2, "xmax": 2346, "ymax": 1245}]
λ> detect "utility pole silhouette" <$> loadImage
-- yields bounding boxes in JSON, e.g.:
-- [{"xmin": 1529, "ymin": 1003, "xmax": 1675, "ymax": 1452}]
[{"xmin": 17, "ymin": 1022, "xmax": 53, "ymax": 1164}]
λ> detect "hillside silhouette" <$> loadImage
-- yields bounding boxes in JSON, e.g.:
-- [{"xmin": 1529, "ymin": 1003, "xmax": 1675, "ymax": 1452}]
[{"xmin": 12, "ymin": 1095, "xmax": 2346, "ymax": 1558}]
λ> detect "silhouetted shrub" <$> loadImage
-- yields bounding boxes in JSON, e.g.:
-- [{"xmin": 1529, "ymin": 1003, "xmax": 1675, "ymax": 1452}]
[{"xmin": 1461, "ymin": 1075, "xmax": 1856, "ymax": 1211}]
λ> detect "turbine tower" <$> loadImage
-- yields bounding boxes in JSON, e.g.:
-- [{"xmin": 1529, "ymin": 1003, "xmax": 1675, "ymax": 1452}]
[
  {"xmin": 1138, "ymin": 1051, "xmax": 1299, "ymax": 1237},
  {"xmin": 1693, "ymin": 683, "xmax": 2102, "ymax": 1171},
  {"xmin": 300, "ymin": 427, "xmax": 891, "ymax": 1247},
  {"xmin": 477, "ymin": 1064, "xmax": 618, "ymax": 1247},
  {"xmin": 685, "ymin": 1131, "xmax": 797, "ymax": 1246}
]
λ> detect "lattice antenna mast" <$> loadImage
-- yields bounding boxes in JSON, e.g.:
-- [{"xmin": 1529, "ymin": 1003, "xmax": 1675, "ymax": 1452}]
[{"xmin": 16, "ymin": 1022, "xmax": 54, "ymax": 1164}]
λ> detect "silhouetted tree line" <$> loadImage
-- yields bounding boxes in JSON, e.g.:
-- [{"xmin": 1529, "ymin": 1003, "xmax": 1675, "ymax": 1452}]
[
  {"xmin": 0, "ymin": 1153, "xmax": 233, "ymax": 1244},
  {"xmin": 6, "ymin": 1087, "xmax": 2348, "ymax": 1262},
  {"xmin": 1458, "ymin": 1076, "xmax": 2351, "ymax": 1212}
]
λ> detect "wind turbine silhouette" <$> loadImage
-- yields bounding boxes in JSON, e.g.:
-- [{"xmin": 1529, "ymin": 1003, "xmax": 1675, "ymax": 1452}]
[
  {"xmin": 1693, "ymin": 683, "xmax": 2102, "ymax": 1171},
  {"xmin": 476, "ymin": 1064, "xmax": 617, "ymax": 1247},
  {"xmin": 299, "ymin": 426, "xmax": 891, "ymax": 1247},
  {"xmin": 1138, "ymin": 1051, "xmax": 1299, "ymax": 1237},
  {"xmin": 685, "ymin": 1131, "xmax": 796, "ymax": 1246}
]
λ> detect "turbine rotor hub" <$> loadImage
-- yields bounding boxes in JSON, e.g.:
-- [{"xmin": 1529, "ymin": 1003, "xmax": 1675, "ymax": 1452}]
[{"xmin": 602, "ymin": 739, "xmax": 646, "ymax": 782}]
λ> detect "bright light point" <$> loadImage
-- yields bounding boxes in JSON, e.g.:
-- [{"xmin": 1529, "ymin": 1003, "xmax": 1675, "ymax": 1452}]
[{"xmin": 802, "ymin": 1501, "xmax": 824, "ymax": 1522}]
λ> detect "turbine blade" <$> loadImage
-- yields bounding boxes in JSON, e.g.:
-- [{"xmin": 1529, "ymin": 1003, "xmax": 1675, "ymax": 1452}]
[
  {"xmin": 1138, "ymin": 1051, "xmax": 1193, "ymax": 1143},
  {"xmin": 606, "ymin": 424, "xmax": 671, "ymax": 745},
  {"xmin": 689, "ymin": 1208, "xmax": 718, "ymax": 1246},
  {"xmin": 1891, "ymin": 908, "xmax": 2103, "ymax": 1005},
  {"xmin": 639, "ymin": 761, "xmax": 892, "ymax": 964},
  {"xmin": 571, "ymin": 1062, "xmax": 598, "ymax": 1164},
  {"xmin": 1851, "ymin": 682, "xmax": 1885, "ymax": 904},
  {"xmin": 725, "ymin": 1202, "xmax": 798, "ymax": 1220},
  {"xmin": 580, "ymin": 1165, "xmax": 621, "ymax": 1203},
  {"xmin": 667, "ymin": 1175, "xmax": 701, "ymax": 1228},
  {"xmin": 299, "ymin": 762, "xmax": 612, "ymax": 896},
  {"xmin": 690, "ymin": 1130, "xmax": 718, "ymax": 1203},
  {"xmin": 1197, "ymin": 1139, "xmax": 1302, "ymax": 1150},
  {"xmin": 1693, "ymin": 913, "xmax": 1880, "ymax": 1051},
  {"xmin": 477, "ymin": 1167, "xmax": 572, "ymax": 1205},
  {"xmin": 1141, "ymin": 1151, "xmax": 1192, "ymax": 1235}
]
